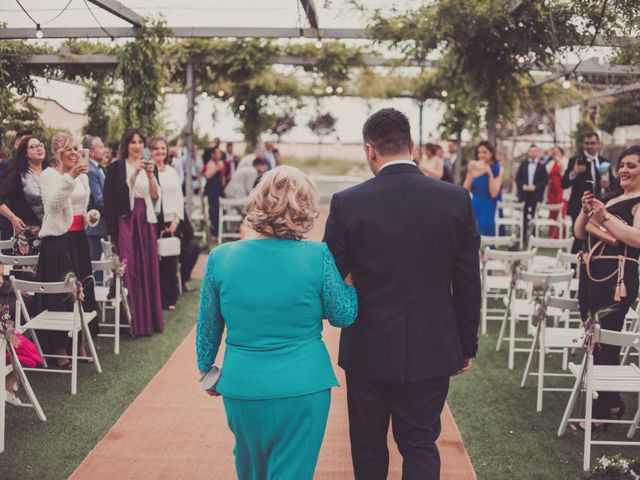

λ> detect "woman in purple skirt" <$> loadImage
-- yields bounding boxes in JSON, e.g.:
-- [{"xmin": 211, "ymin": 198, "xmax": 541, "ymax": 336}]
[{"xmin": 104, "ymin": 128, "xmax": 164, "ymax": 336}]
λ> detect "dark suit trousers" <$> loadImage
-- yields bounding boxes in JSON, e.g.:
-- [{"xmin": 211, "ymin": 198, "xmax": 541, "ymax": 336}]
[
  {"xmin": 346, "ymin": 372, "xmax": 450, "ymax": 480},
  {"xmin": 522, "ymin": 193, "xmax": 538, "ymax": 240}
]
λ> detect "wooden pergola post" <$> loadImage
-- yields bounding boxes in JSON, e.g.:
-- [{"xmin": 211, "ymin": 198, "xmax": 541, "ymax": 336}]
[{"xmin": 185, "ymin": 56, "xmax": 195, "ymax": 220}]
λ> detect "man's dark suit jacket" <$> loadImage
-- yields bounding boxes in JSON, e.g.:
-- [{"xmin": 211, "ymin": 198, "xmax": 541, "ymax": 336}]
[
  {"xmin": 561, "ymin": 153, "xmax": 612, "ymax": 219},
  {"xmin": 323, "ymin": 163, "xmax": 480, "ymax": 384},
  {"xmin": 515, "ymin": 159, "xmax": 548, "ymax": 203}
]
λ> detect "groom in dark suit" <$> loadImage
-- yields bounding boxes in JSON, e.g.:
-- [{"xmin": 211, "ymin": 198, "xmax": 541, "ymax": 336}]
[{"xmin": 324, "ymin": 108, "xmax": 480, "ymax": 479}]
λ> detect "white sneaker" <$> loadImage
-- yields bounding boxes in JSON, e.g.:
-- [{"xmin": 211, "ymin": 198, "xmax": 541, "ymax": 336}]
[{"xmin": 5, "ymin": 390, "xmax": 22, "ymax": 406}]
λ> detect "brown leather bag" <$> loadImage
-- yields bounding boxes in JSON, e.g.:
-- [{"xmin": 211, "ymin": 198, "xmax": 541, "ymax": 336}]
[{"xmin": 585, "ymin": 213, "xmax": 624, "ymax": 247}]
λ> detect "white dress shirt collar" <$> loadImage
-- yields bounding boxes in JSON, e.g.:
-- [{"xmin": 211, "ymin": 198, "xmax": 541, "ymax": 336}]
[{"xmin": 378, "ymin": 159, "xmax": 416, "ymax": 172}]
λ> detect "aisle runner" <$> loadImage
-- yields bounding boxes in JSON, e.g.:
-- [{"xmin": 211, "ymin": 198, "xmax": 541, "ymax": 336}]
[{"xmin": 71, "ymin": 210, "xmax": 476, "ymax": 479}]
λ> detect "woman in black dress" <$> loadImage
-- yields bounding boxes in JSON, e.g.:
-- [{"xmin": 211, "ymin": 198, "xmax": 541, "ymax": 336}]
[{"xmin": 574, "ymin": 145, "xmax": 640, "ymax": 428}]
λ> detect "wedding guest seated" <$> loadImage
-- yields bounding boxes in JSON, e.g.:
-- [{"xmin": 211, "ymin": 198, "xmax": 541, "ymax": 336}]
[{"xmin": 196, "ymin": 166, "xmax": 357, "ymax": 480}]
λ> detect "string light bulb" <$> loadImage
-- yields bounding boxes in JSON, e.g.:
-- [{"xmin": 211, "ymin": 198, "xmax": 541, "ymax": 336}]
[
  {"xmin": 239, "ymin": 104, "xmax": 246, "ymax": 111},
  {"xmin": 315, "ymin": 40, "xmax": 322, "ymax": 49},
  {"xmin": 228, "ymin": 96, "xmax": 235, "ymax": 104},
  {"xmin": 516, "ymin": 55, "xmax": 525, "ymax": 65},
  {"xmin": 325, "ymin": 86, "xmax": 334, "ymax": 94},
  {"xmin": 440, "ymin": 90, "xmax": 448, "ymax": 98},
  {"xmin": 35, "ymin": 24, "xmax": 44, "ymax": 39},
  {"xmin": 109, "ymin": 37, "xmax": 117, "ymax": 48},
  {"xmin": 562, "ymin": 76, "xmax": 571, "ymax": 89},
  {"xmin": 217, "ymin": 90, "xmax": 225, "ymax": 97},
  {"xmin": 449, "ymin": 103, "xmax": 456, "ymax": 110},
  {"xmin": 336, "ymin": 86, "xmax": 344, "ymax": 94}
]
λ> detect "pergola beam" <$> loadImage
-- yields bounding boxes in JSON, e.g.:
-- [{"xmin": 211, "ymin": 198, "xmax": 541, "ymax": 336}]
[
  {"xmin": 87, "ymin": 0, "xmax": 144, "ymax": 27},
  {"xmin": 299, "ymin": 0, "xmax": 319, "ymax": 30},
  {"xmin": 0, "ymin": 27, "xmax": 637, "ymax": 47}
]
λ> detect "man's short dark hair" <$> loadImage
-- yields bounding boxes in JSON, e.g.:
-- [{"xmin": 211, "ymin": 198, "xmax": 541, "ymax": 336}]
[
  {"xmin": 529, "ymin": 144, "xmax": 537, "ymax": 149},
  {"xmin": 253, "ymin": 158, "xmax": 267, "ymax": 167},
  {"xmin": 583, "ymin": 131, "xmax": 600, "ymax": 141},
  {"xmin": 82, "ymin": 136, "xmax": 97, "ymax": 150},
  {"xmin": 362, "ymin": 108, "xmax": 412, "ymax": 156}
]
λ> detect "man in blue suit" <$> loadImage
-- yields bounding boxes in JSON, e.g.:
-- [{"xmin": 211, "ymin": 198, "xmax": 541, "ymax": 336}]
[{"xmin": 83, "ymin": 136, "xmax": 107, "ymax": 265}]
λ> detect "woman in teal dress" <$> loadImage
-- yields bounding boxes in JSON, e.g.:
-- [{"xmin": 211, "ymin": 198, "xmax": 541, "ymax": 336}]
[
  {"xmin": 196, "ymin": 165, "xmax": 358, "ymax": 480},
  {"xmin": 463, "ymin": 141, "xmax": 504, "ymax": 235}
]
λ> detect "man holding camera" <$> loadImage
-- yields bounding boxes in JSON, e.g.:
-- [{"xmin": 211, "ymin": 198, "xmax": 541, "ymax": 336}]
[{"xmin": 562, "ymin": 131, "xmax": 614, "ymax": 252}]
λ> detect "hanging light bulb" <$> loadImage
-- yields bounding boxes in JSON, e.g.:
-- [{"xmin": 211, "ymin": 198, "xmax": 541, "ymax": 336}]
[
  {"xmin": 325, "ymin": 86, "xmax": 334, "ymax": 94},
  {"xmin": 440, "ymin": 90, "xmax": 448, "ymax": 98},
  {"xmin": 336, "ymin": 86, "xmax": 344, "ymax": 94},
  {"xmin": 217, "ymin": 90, "xmax": 225, "ymax": 97},
  {"xmin": 562, "ymin": 76, "xmax": 571, "ymax": 89},
  {"xmin": 516, "ymin": 55, "xmax": 525, "ymax": 65},
  {"xmin": 228, "ymin": 96, "xmax": 235, "ymax": 104},
  {"xmin": 109, "ymin": 37, "xmax": 117, "ymax": 49},
  {"xmin": 449, "ymin": 103, "xmax": 456, "ymax": 110},
  {"xmin": 315, "ymin": 40, "xmax": 322, "ymax": 49},
  {"xmin": 35, "ymin": 24, "xmax": 44, "ymax": 39},
  {"xmin": 239, "ymin": 104, "xmax": 246, "ymax": 111}
]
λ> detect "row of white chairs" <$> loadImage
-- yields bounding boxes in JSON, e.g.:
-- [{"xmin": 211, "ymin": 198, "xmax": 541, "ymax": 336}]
[
  {"xmin": 480, "ymin": 234, "xmax": 640, "ymax": 470},
  {"xmin": 494, "ymin": 201, "xmax": 571, "ymax": 248},
  {"xmin": 0, "ymin": 242, "xmax": 131, "ymax": 453}
]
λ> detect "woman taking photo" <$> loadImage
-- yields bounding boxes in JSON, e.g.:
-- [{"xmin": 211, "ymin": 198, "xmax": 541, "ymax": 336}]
[
  {"xmin": 203, "ymin": 145, "xmax": 225, "ymax": 239},
  {"xmin": 150, "ymin": 136, "xmax": 184, "ymax": 311},
  {"xmin": 196, "ymin": 166, "xmax": 357, "ymax": 480},
  {"xmin": 546, "ymin": 146, "xmax": 566, "ymax": 238},
  {"xmin": 104, "ymin": 128, "xmax": 164, "ymax": 337},
  {"xmin": 463, "ymin": 141, "xmax": 503, "ymax": 236},
  {"xmin": 574, "ymin": 145, "xmax": 640, "ymax": 429},
  {"xmin": 0, "ymin": 136, "xmax": 47, "ymax": 259},
  {"xmin": 37, "ymin": 132, "xmax": 100, "ymax": 366}
]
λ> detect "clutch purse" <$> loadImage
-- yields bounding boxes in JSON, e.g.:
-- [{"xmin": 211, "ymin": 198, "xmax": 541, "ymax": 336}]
[
  {"xmin": 157, "ymin": 235, "xmax": 181, "ymax": 257},
  {"xmin": 585, "ymin": 213, "xmax": 624, "ymax": 247},
  {"xmin": 200, "ymin": 365, "xmax": 221, "ymax": 393}
]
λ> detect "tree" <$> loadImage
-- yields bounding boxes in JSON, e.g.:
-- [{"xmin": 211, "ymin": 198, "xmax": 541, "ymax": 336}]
[
  {"xmin": 308, "ymin": 112, "xmax": 337, "ymax": 144},
  {"xmin": 365, "ymin": 0, "xmax": 581, "ymax": 144},
  {"xmin": 269, "ymin": 113, "xmax": 296, "ymax": 142},
  {"xmin": 598, "ymin": 94, "xmax": 640, "ymax": 134}
]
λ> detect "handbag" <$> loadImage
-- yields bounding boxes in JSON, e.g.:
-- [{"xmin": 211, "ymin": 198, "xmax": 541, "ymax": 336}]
[
  {"xmin": 585, "ymin": 213, "xmax": 624, "ymax": 247},
  {"xmin": 157, "ymin": 234, "xmax": 181, "ymax": 257}
]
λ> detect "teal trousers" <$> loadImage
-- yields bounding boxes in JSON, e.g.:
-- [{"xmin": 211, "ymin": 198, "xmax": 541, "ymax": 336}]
[{"xmin": 223, "ymin": 389, "xmax": 331, "ymax": 480}]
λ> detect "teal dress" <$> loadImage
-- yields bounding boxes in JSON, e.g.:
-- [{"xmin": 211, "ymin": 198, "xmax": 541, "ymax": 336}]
[{"xmin": 196, "ymin": 239, "xmax": 358, "ymax": 480}]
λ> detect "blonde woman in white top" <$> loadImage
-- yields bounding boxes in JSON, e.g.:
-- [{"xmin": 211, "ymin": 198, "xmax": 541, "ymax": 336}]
[
  {"xmin": 37, "ymin": 132, "xmax": 100, "ymax": 367},
  {"xmin": 151, "ymin": 136, "xmax": 184, "ymax": 311},
  {"xmin": 419, "ymin": 143, "xmax": 444, "ymax": 179}
]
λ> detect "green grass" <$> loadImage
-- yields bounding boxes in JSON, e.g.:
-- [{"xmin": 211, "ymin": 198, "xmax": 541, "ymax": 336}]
[
  {"xmin": 0, "ymin": 285, "xmax": 200, "ymax": 480},
  {"xmin": 448, "ymin": 316, "xmax": 639, "ymax": 479},
  {"xmin": 282, "ymin": 155, "xmax": 366, "ymax": 176}
]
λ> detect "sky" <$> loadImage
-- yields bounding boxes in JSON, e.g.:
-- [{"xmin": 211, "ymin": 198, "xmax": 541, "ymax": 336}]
[{"xmin": 1, "ymin": 0, "xmax": 615, "ymax": 143}]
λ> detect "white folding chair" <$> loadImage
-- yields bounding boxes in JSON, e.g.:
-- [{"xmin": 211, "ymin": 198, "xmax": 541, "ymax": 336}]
[
  {"xmin": 0, "ymin": 254, "xmax": 39, "ymax": 277},
  {"xmin": 0, "ymin": 239, "xmax": 13, "ymax": 251},
  {"xmin": 100, "ymin": 238, "xmax": 112, "ymax": 259},
  {"xmin": 558, "ymin": 326, "xmax": 640, "ymax": 471},
  {"xmin": 218, "ymin": 197, "xmax": 246, "ymax": 243},
  {"xmin": 10, "ymin": 275, "xmax": 102, "ymax": 395},
  {"xmin": 480, "ymin": 235, "xmax": 516, "ymax": 250},
  {"xmin": 92, "ymin": 260, "xmax": 129, "ymax": 354},
  {"xmin": 99, "ymin": 244, "xmax": 133, "ymax": 328},
  {"xmin": 497, "ymin": 269, "xmax": 573, "ymax": 369},
  {"xmin": 621, "ymin": 302, "xmax": 640, "ymax": 365},
  {"xmin": 531, "ymin": 203, "xmax": 565, "ymax": 239},
  {"xmin": 528, "ymin": 236, "xmax": 573, "ymax": 272},
  {"xmin": 481, "ymin": 249, "xmax": 536, "ymax": 335},
  {"xmin": 495, "ymin": 201, "xmax": 524, "ymax": 248},
  {"xmin": 520, "ymin": 295, "xmax": 585, "ymax": 411}
]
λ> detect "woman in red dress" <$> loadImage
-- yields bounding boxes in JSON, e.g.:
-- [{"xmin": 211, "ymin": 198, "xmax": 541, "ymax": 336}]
[{"xmin": 546, "ymin": 146, "xmax": 565, "ymax": 238}]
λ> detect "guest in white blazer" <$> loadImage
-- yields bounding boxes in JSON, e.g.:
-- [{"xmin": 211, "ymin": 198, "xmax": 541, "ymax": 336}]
[{"xmin": 37, "ymin": 132, "xmax": 100, "ymax": 367}]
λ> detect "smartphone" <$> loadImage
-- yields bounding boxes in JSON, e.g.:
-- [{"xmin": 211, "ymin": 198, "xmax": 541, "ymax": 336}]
[
  {"xmin": 142, "ymin": 148, "xmax": 151, "ymax": 163},
  {"xmin": 78, "ymin": 148, "xmax": 90, "ymax": 167}
]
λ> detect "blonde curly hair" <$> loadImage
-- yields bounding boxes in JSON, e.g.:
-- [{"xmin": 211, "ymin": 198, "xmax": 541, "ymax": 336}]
[
  {"xmin": 245, "ymin": 166, "xmax": 320, "ymax": 240},
  {"xmin": 50, "ymin": 131, "xmax": 76, "ymax": 166}
]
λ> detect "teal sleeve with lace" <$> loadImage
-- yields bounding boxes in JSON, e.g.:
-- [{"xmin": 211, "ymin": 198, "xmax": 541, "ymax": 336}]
[
  {"xmin": 321, "ymin": 243, "xmax": 358, "ymax": 328},
  {"xmin": 196, "ymin": 252, "xmax": 225, "ymax": 373}
]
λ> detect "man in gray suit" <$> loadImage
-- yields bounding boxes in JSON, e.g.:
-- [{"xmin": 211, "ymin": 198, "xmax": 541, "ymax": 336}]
[{"xmin": 84, "ymin": 136, "xmax": 108, "ymax": 264}]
